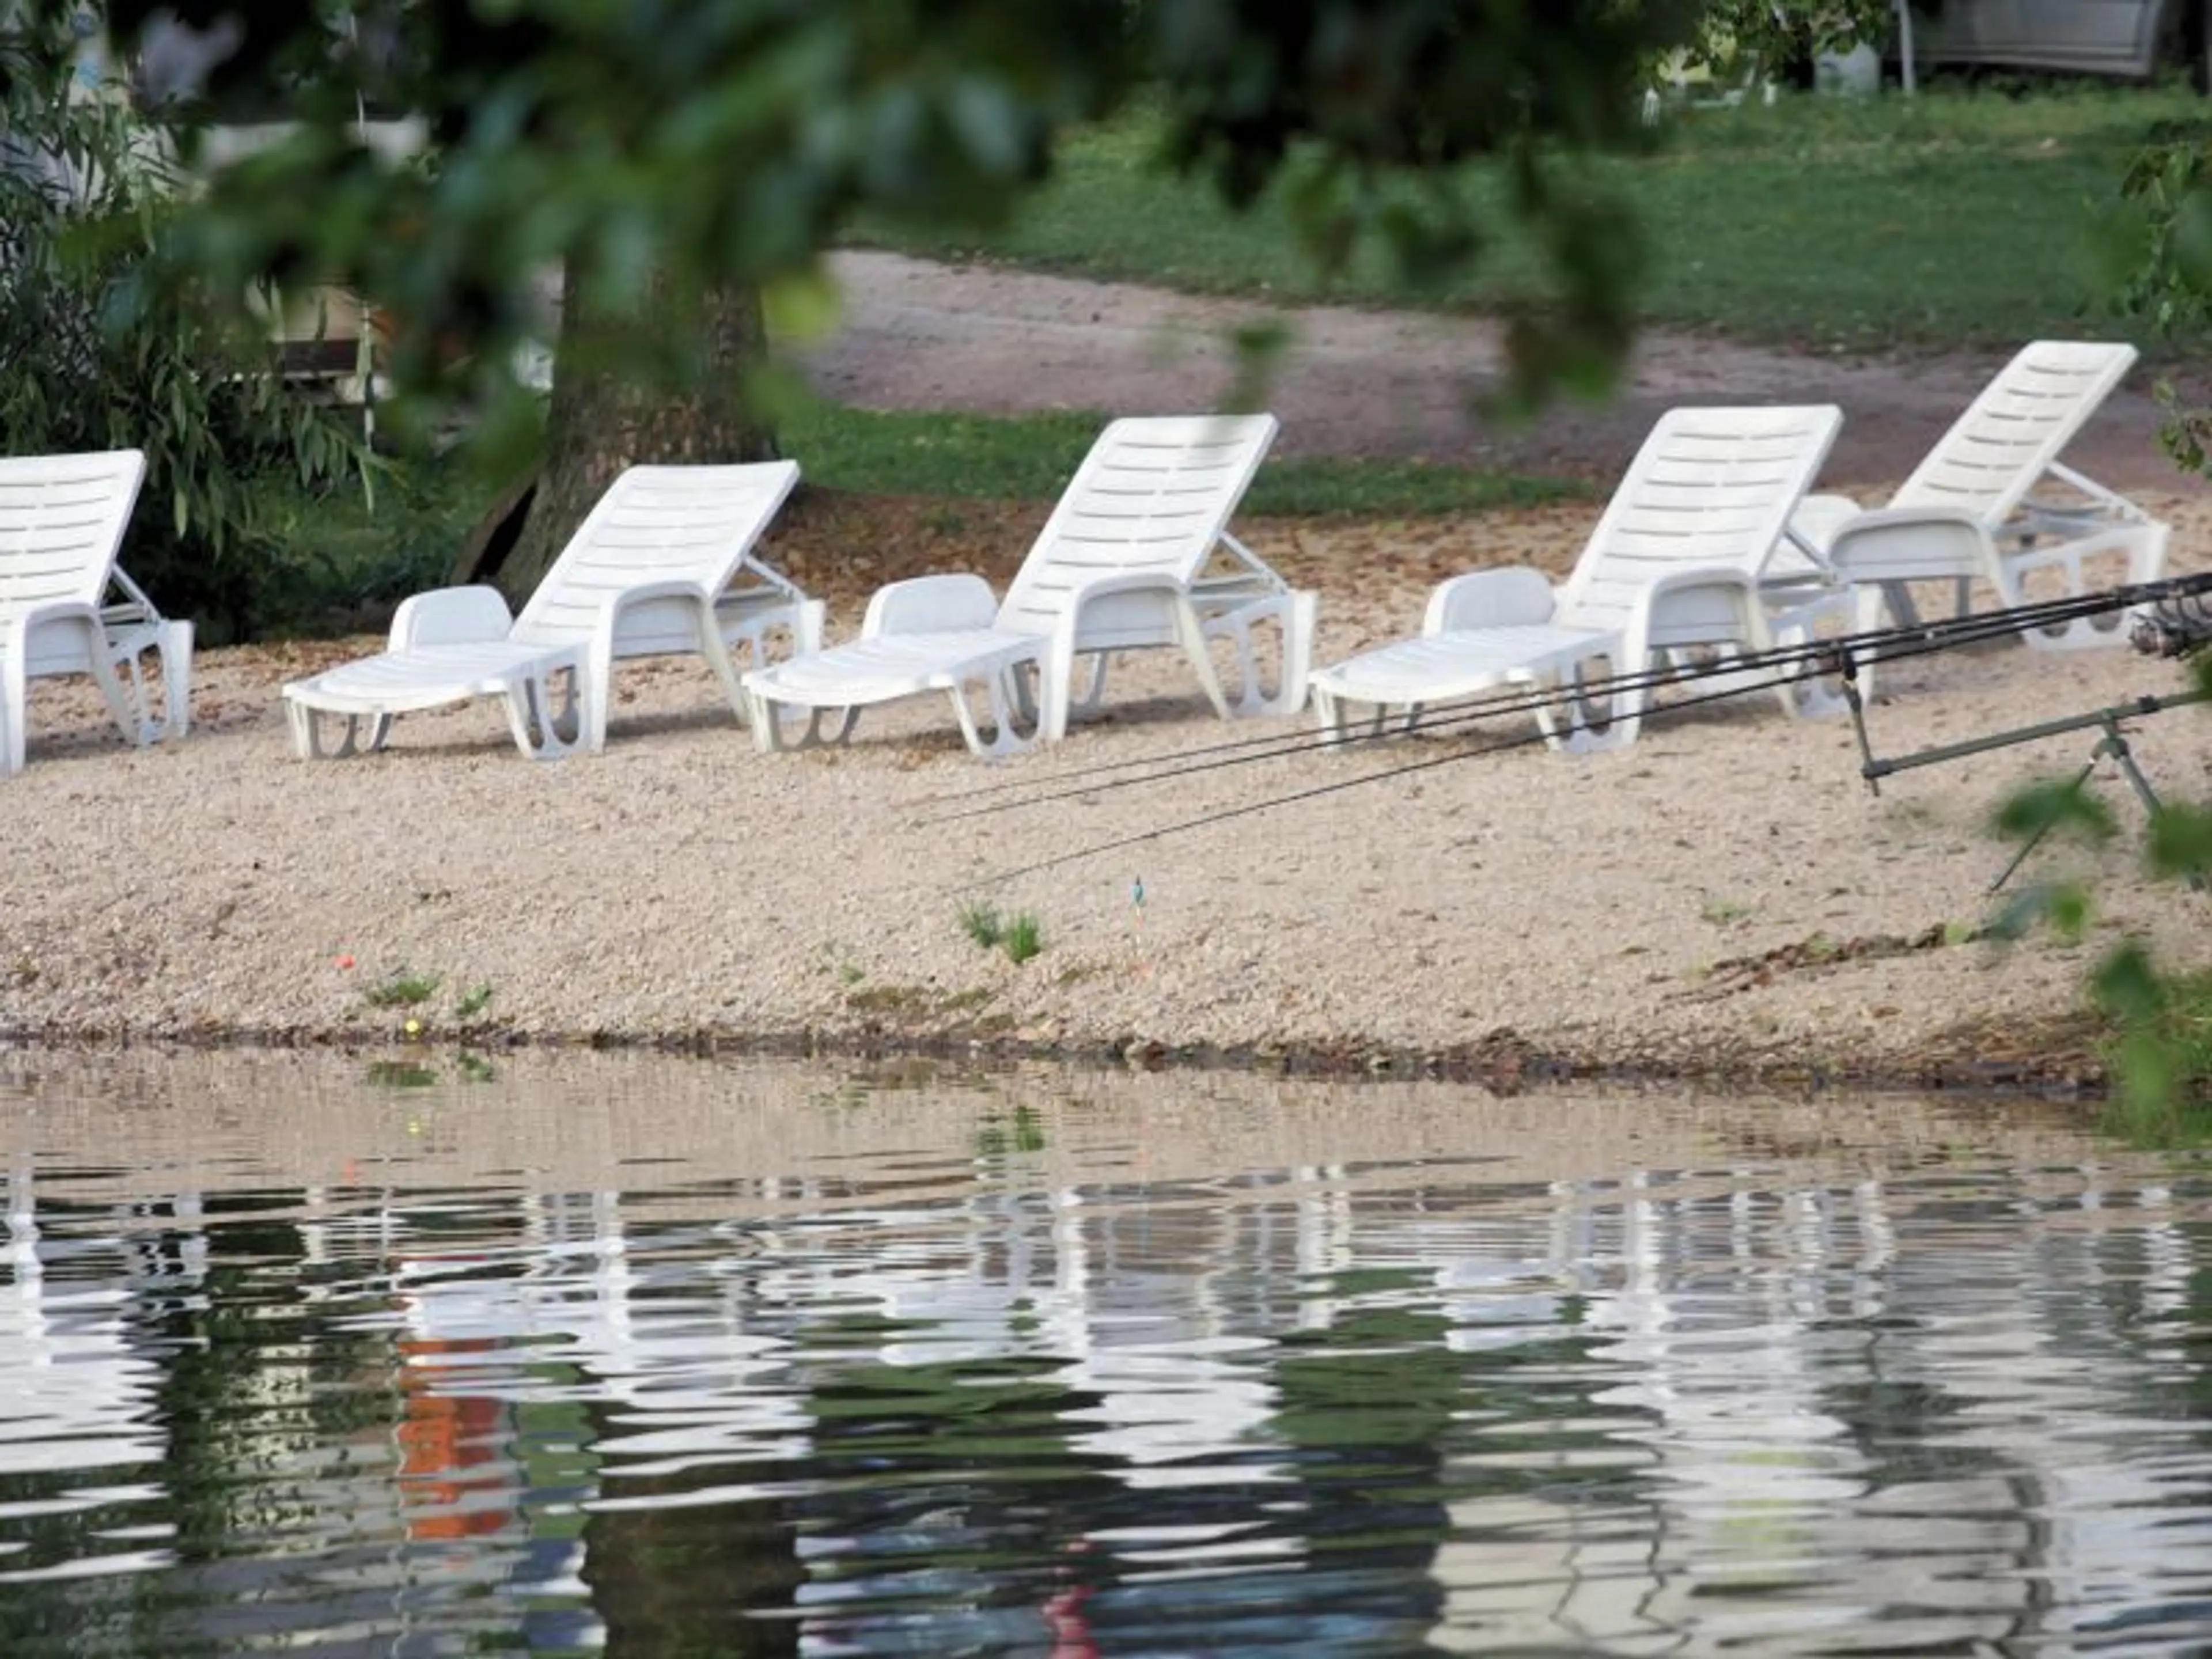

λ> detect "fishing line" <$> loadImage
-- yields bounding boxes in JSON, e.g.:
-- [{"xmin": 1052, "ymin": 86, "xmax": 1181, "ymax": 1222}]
[
  {"xmin": 917, "ymin": 579, "xmax": 2184, "ymax": 815},
  {"xmin": 921, "ymin": 575, "xmax": 2212, "ymax": 830},
  {"xmin": 954, "ymin": 641, "xmax": 1910, "ymax": 891},
  {"xmin": 952, "ymin": 573, "xmax": 2212, "ymax": 887}
]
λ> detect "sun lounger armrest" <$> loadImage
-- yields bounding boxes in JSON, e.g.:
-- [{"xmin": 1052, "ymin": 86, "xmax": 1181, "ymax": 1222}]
[
  {"xmin": 590, "ymin": 578, "xmax": 733, "ymax": 655},
  {"xmin": 1052, "ymin": 569, "xmax": 1212, "ymax": 645},
  {"xmin": 1642, "ymin": 567, "xmax": 1763, "ymax": 639},
  {"xmin": 1423, "ymin": 567, "xmax": 1558, "ymax": 635},
  {"xmin": 862, "ymin": 574, "xmax": 1002, "ymax": 639},
  {"xmin": 1824, "ymin": 506, "xmax": 1993, "ymax": 585},
  {"xmin": 390, "ymin": 585, "xmax": 518, "ymax": 650},
  {"xmin": 1066, "ymin": 570, "xmax": 1193, "ymax": 604},
  {"xmin": 1, "ymin": 599, "xmax": 101, "ymax": 657},
  {"xmin": 601, "ymin": 578, "xmax": 719, "ymax": 616}
]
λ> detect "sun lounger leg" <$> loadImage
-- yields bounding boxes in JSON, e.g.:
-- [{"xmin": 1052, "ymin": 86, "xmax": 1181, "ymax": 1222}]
[
  {"xmin": 107, "ymin": 625, "xmax": 186, "ymax": 744},
  {"xmin": 2, "ymin": 650, "xmax": 24, "ymax": 777},
  {"xmin": 1311, "ymin": 682, "xmax": 1336, "ymax": 741},
  {"xmin": 503, "ymin": 669, "xmax": 585, "ymax": 760},
  {"xmin": 74, "ymin": 619, "xmax": 146, "ymax": 749},
  {"xmin": 579, "ymin": 637, "xmax": 614, "ymax": 752},
  {"xmin": 1168, "ymin": 598, "xmax": 1233, "ymax": 725},
  {"xmin": 700, "ymin": 598, "xmax": 821, "ymax": 730},
  {"xmin": 541, "ymin": 673, "xmax": 581, "ymax": 747},
  {"xmin": 501, "ymin": 687, "xmax": 540, "ymax": 758},
  {"xmin": 1312, "ymin": 680, "xmax": 1402, "ymax": 746},
  {"xmin": 285, "ymin": 699, "xmax": 315, "ymax": 759},
  {"xmin": 1199, "ymin": 590, "xmax": 1316, "ymax": 718},
  {"xmin": 1764, "ymin": 591, "xmax": 1853, "ymax": 719},
  {"xmin": 1066, "ymin": 652, "xmax": 1111, "ymax": 720},
  {"xmin": 493, "ymin": 658, "xmax": 587, "ymax": 760},
  {"xmin": 1310, "ymin": 680, "xmax": 1347, "ymax": 744},
  {"xmin": 1006, "ymin": 662, "xmax": 1040, "ymax": 728},
  {"xmin": 287, "ymin": 700, "xmax": 377, "ymax": 760},
  {"xmin": 1552, "ymin": 660, "xmax": 1645, "ymax": 753},
  {"xmin": 696, "ymin": 604, "xmax": 752, "ymax": 729},
  {"xmin": 948, "ymin": 669, "xmax": 1036, "ymax": 759},
  {"xmin": 1281, "ymin": 590, "xmax": 1316, "ymax": 714},
  {"xmin": 2014, "ymin": 521, "xmax": 2172, "ymax": 651},
  {"xmin": 158, "ymin": 620, "xmax": 192, "ymax": 737},
  {"xmin": 114, "ymin": 653, "xmax": 154, "ymax": 740},
  {"xmin": 743, "ymin": 688, "xmax": 860, "ymax": 753},
  {"xmin": 1530, "ymin": 676, "xmax": 1585, "ymax": 751}
]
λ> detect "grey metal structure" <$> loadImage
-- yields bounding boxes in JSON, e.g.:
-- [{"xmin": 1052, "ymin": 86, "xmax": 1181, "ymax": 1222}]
[
  {"xmin": 1833, "ymin": 581, "xmax": 2212, "ymax": 892},
  {"xmin": 1914, "ymin": 0, "xmax": 2177, "ymax": 79}
]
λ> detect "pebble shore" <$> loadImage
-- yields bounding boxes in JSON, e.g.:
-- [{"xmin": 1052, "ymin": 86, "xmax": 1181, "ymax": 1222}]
[{"xmin": 7, "ymin": 499, "xmax": 2209, "ymax": 1092}]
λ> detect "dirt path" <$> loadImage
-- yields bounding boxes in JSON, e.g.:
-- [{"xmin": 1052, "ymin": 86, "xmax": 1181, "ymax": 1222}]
[{"xmin": 808, "ymin": 251, "xmax": 2206, "ymax": 495}]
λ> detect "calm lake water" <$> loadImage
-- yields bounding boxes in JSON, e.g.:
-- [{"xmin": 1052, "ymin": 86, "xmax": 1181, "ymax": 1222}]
[{"xmin": 3, "ymin": 1051, "xmax": 2210, "ymax": 1656}]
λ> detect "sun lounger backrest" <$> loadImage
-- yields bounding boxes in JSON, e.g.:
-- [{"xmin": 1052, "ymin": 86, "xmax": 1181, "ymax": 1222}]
[
  {"xmin": 1890, "ymin": 340, "xmax": 2135, "ymax": 523},
  {"xmin": 0, "ymin": 449, "xmax": 146, "ymax": 623},
  {"xmin": 1562, "ymin": 404, "xmax": 1841, "ymax": 632},
  {"xmin": 996, "ymin": 414, "xmax": 1277, "ymax": 637},
  {"xmin": 513, "ymin": 461, "xmax": 802, "ymax": 649}
]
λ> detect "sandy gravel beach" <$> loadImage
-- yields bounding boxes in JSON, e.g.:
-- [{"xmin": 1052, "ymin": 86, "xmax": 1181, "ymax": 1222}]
[
  {"xmin": 12, "ymin": 260, "xmax": 2212, "ymax": 1087},
  {"xmin": 9, "ymin": 484, "xmax": 2210, "ymax": 1090}
]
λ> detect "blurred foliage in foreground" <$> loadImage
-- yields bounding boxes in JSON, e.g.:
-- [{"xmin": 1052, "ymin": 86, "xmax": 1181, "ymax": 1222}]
[
  {"xmin": 0, "ymin": 28, "xmax": 370, "ymax": 642},
  {"xmin": 1990, "ymin": 658, "xmax": 2212, "ymax": 1141},
  {"xmin": 69, "ymin": 0, "xmax": 1728, "ymax": 427}
]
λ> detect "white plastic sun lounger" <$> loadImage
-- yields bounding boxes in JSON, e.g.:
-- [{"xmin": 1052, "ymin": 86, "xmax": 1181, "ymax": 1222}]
[
  {"xmin": 1795, "ymin": 341, "xmax": 2167, "ymax": 683},
  {"xmin": 2, "ymin": 448, "xmax": 194, "ymax": 779},
  {"xmin": 740, "ymin": 414, "xmax": 1315, "ymax": 759},
  {"xmin": 1309, "ymin": 404, "xmax": 1844, "ymax": 753},
  {"xmin": 283, "ymin": 461, "xmax": 816, "ymax": 759}
]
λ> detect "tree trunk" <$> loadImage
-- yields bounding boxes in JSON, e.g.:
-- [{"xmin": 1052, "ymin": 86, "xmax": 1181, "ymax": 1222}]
[{"xmin": 486, "ymin": 263, "xmax": 778, "ymax": 605}]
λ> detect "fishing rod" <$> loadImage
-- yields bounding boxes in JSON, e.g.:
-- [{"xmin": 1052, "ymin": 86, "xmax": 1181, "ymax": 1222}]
[
  {"xmin": 922, "ymin": 573, "xmax": 2212, "ymax": 832},
  {"xmin": 953, "ymin": 573, "xmax": 2212, "ymax": 889},
  {"xmin": 916, "ymin": 582, "xmax": 2147, "ymax": 827},
  {"xmin": 1836, "ymin": 580, "xmax": 2212, "ymax": 893},
  {"xmin": 918, "ymin": 579, "xmax": 2164, "ymax": 816}
]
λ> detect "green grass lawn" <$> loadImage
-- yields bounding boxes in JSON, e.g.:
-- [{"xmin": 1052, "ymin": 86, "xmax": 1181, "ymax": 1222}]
[
  {"xmin": 251, "ymin": 402, "xmax": 1584, "ymax": 638},
  {"xmin": 857, "ymin": 84, "xmax": 2212, "ymax": 357},
  {"xmin": 773, "ymin": 403, "xmax": 1581, "ymax": 516}
]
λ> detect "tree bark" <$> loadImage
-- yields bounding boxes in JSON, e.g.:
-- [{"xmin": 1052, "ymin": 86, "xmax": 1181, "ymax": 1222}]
[{"xmin": 484, "ymin": 262, "xmax": 778, "ymax": 604}]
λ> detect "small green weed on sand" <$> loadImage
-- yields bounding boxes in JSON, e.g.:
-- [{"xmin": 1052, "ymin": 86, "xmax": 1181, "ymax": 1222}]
[
  {"xmin": 1002, "ymin": 913, "xmax": 1044, "ymax": 965},
  {"xmin": 454, "ymin": 982, "xmax": 494, "ymax": 1020},
  {"xmin": 363, "ymin": 969, "xmax": 442, "ymax": 1009},
  {"xmin": 956, "ymin": 902, "xmax": 1044, "ymax": 964}
]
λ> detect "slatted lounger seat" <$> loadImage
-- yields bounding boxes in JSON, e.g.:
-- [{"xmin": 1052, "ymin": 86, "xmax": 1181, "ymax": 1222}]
[
  {"xmin": 1310, "ymin": 404, "xmax": 1844, "ymax": 752},
  {"xmin": 1, "ymin": 448, "xmax": 192, "ymax": 778},
  {"xmin": 740, "ymin": 414, "xmax": 1316, "ymax": 759},
  {"xmin": 283, "ymin": 461, "xmax": 815, "ymax": 759},
  {"xmin": 1797, "ymin": 340, "xmax": 2168, "ymax": 690}
]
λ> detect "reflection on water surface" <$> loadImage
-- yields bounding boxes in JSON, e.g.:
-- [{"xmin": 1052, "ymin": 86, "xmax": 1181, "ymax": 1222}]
[{"xmin": 2, "ymin": 1052, "xmax": 2209, "ymax": 1656}]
